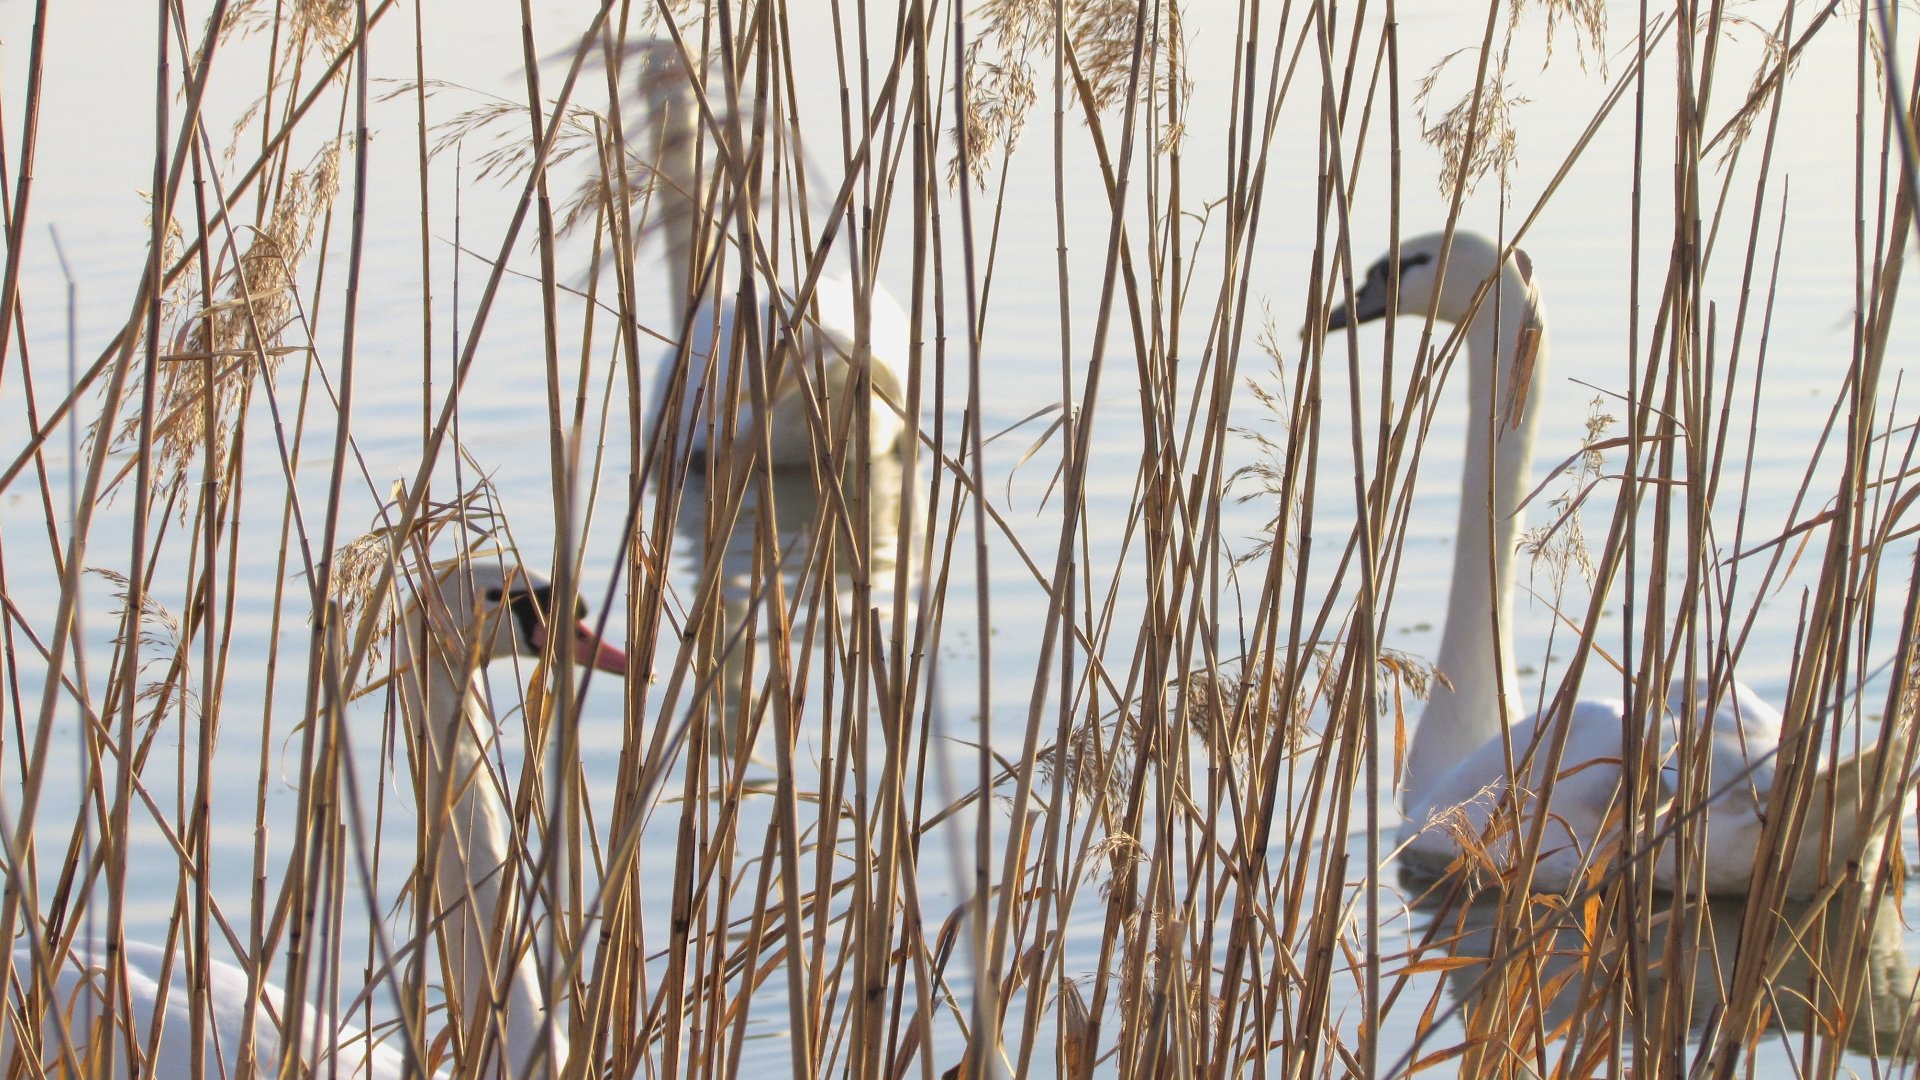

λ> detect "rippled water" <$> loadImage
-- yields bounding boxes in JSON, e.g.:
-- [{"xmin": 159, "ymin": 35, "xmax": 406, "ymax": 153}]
[{"xmin": 3, "ymin": 0, "xmax": 1916, "ymax": 1074}]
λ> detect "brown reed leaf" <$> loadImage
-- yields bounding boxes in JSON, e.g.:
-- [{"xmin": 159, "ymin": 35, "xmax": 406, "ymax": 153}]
[
  {"xmin": 1081, "ymin": 833, "xmax": 1146, "ymax": 899},
  {"xmin": 216, "ymin": 0, "xmax": 356, "ymax": 54},
  {"xmin": 1230, "ymin": 309, "xmax": 1304, "ymax": 567},
  {"xmin": 400, "ymin": 44, "xmax": 705, "ymax": 249},
  {"xmin": 100, "ymin": 145, "xmax": 341, "ymax": 509},
  {"xmin": 1520, "ymin": 397, "xmax": 1611, "ymax": 590},
  {"xmin": 89, "ymin": 567, "xmax": 184, "ymax": 658},
  {"xmin": 1059, "ymin": 978, "xmax": 1095, "ymax": 1079},
  {"xmin": 1522, "ymin": 0, "xmax": 1607, "ymax": 73},
  {"xmin": 405, "ymin": 81, "xmax": 609, "ymax": 188},
  {"xmin": 950, "ymin": 0, "xmax": 1190, "ymax": 187},
  {"xmin": 1400, "ymin": 955, "xmax": 1489, "ymax": 975},
  {"xmin": 327, "ymin": 482, "xmax": 506, "ymax": 685},
  {"xmin": 1070, "ymin": 0, "xmax": 1190, "ymax": 125},
  {"xmin": 1710, "ymin": 13, "xmax": 1795, "ymax": 167},
  {"xmin": 951, "ymin": 40, "xmax": 1038, "ymax": 189},
  {"xmin": 328, "ymin": 529, "xmax": 401, "ymax": 671},
  {"xmin": 1414, "ymin": 50, "xmax": 1527, "ymax": 200},
  {"xmin": 1416, "ymin": 0, "xmax": 1606, "ymax": 198},
  {"xmin": 90, "ymin": 567, "xmax": 200, "ymax": 730},
  {"xmin": 1175, "ymin": 661, "xmax": 1312, "ymax": 769},
  {"xmin": 1422, "ymin": 789, "xmax": 1509, "ymax": 889}
]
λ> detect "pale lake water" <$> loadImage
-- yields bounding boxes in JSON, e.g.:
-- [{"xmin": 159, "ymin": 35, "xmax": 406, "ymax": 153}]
[{"xmin": 2, "ymin": 0, "xmax": 1917, "ymax": 1075}]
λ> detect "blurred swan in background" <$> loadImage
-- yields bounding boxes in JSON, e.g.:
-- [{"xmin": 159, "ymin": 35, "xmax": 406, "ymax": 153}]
[
  {"xmin": 673, "ymin": 452, "xmax": 910, "ymax": 758},
  {"xmin": 634, "ymin": 39, "xmax": 908, "ymax": 466}
]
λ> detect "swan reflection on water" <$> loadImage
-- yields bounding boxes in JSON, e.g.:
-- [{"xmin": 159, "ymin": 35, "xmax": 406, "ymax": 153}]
[
  {"xmin": 1397, "ymin": 869, "xmax": 1920, "ymax": 1066},
  {"xmin": 670, "ymin": 451, "xmax": 913, "ymax": 759}
]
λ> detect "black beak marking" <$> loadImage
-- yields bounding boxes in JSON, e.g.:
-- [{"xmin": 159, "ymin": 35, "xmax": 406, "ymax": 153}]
[
  {"xmin": 1327, "ymin": 249, "xmax": 1434, "ymax": 333},
  {"xmin": 1327, "ymin": 289, "xmax": 1388, "ymax": 332},
  {"xmin": 506, "ymin": 584, "xmax": 556, "ymax": 653}
]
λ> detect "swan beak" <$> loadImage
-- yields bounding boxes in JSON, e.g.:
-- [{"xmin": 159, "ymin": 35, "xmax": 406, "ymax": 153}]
[
  {"xmin": 574, "ymin": 621, "xmax": 629, "ymax": 674},
  {"xmin": 534, "ymin": 619, "xmax": 629, "ymax": 675},
  {"xmin": 1326, "ymin": 289, "xmax": 1389, "ymax": 331}
]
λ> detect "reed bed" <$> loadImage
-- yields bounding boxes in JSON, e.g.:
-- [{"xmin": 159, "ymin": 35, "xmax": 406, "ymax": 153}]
[{"xmin": 1, "ymin": 0, "xmax": 1918, "ymax": 1076}]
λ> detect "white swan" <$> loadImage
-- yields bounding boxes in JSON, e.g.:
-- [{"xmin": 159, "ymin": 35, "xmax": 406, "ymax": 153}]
[
  {"xmin": 1428, "ymin": 890, "xmax": 1920, "ymax": 1057},
  {"xmin": 6, "ymin": 560, "xmax": 626, "ymax": 1077},
  {"xmin": 7, "ymin": 939, "xmax": 407, "ymax": 1078},
  {"xmin": 1330, "ymin": 231, "xmax": 1890, "ymax": 897},
  {"xmin": 635, "ymin": 39, "xmax": 909, "ymax": 465}
]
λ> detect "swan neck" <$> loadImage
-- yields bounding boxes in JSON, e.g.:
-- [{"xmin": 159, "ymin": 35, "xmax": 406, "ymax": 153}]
[
  {"xmin": 395, "ymin": 608, "xmax": 569, "ymax": 1075},
  {"xmin": 1405, "ymin": 263, "xmax": 1546, "ymax": 803},
  {"xmin": 653, "ymin": 86, "xmax": 703, "ymax": 317}
]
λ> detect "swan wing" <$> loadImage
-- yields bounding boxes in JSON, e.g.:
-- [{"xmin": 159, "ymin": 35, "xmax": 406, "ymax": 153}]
[
  {"xmin": 1398, "ymin": 700, "xmax": 1630, "ymax": 891},
  {"xmin": 9, "ymin": 940, "xmax": 412, "ymax": 1080}
]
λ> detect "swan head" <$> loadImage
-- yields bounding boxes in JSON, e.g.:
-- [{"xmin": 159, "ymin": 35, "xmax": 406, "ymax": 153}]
[
  {"xmin": 1327, "ymin": 231, "xmax": 1536, "ymax": 330},
  {"xmin": 630, "ymin": 37, "xmax": 728, "ymax": 156},
  {"xmin": 632, "ymin": 38, "xmax": 695, "ymax": 121},
  {"xmin": 441, "ymin": 561, "xmax": 628, "ymax": 675}
]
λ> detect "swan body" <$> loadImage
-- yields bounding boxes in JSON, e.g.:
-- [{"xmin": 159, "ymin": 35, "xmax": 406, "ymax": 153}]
[
  {"xmin": 1398, "ymin": 679, "xmax": 1788, "ymax": 895},
  {"xmin": 1431, "ymin": 889, "xmax": 1920, "ymax": 1057},
  {"xmin": 1332, "ymin": 231, "xmax": 1882, "ymax": 898},
  {"xmin": 636, "ymin": 40, "xmax": 908, "ymax": 465},
  {"xmin": 5, "ymin": 562, "xmax": 625, "ymax": 1077},
  {"xmin": 7, "ymin": 939, "xmax": 407, "ymax": 1078},
  {"xmin": 661, "ymin": 268, "xmax": 911, "ymax": 464}
]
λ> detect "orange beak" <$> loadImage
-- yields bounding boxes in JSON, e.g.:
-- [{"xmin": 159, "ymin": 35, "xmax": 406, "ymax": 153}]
[
  {"xmin": 535, "ymin": 619, "xmax": 628, "ymax": 675},
  {"xmin": 574, "ymin": 620, "xmax": 629, "ymax": 674}
]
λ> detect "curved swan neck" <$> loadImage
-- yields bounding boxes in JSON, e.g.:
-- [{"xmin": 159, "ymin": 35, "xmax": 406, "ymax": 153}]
[
  {"xmin": 647, "ymin": 68, "xmax": 706, "ymax": 317},
  {"xmin": 1404, "ymin": 254, "xmax": 1549, "ymax": 802},
  {"xmin": 395, "ymin": 607, "xmax": 568, "ymax": 1076}
]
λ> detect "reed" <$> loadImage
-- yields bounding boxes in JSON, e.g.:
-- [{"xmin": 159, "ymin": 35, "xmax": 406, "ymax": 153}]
[{"xmin": 0, "ymin": 0, "xmax": 1917, "ymax": 1076}]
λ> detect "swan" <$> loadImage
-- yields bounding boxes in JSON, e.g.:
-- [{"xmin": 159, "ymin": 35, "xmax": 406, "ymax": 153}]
[
  {"xmin": 1329, "ymin": 230, "xmax": 1890, "ymax": 897},
  {"xmin": 1423, "ymin": 889, "xmax": 1919, "ymax": 1059},
  {"xmin": 635, "ymin": 39, "xmax": 909, "ymax": 465},
  {"xmin": 7, "ymin": 939, "xmax": 407, "ymax": 1078},
  {"xmin": 6, "ymin": 559, "xmax": 626, "ymax": 1077}
]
